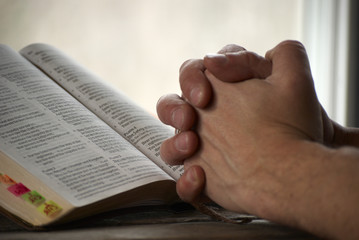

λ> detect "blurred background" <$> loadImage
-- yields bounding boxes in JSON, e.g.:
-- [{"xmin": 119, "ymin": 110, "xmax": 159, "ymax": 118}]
[{"xmin": 0, "ymin": 0, "xmax": 357, "ymax": 126}]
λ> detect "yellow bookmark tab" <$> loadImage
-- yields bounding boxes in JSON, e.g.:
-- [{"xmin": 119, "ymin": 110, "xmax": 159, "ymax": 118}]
[
  {"xmin": 38, "ymin": 200, "xmax": 62, "ymax": 217},
  {"xmin": 21, "ymin": 190, "xmax": 46, "ymax": 206}
]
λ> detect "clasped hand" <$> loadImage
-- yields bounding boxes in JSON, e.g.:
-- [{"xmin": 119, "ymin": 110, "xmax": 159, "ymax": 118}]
[{"xmin": 156, "ymin": 41, "xmax": 359, "ymax": 239}]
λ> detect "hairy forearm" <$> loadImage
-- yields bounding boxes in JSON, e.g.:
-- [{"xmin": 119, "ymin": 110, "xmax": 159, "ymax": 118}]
[{"xmin": 267, "ymin": 140, "xmax": 359, "ymax": 239}]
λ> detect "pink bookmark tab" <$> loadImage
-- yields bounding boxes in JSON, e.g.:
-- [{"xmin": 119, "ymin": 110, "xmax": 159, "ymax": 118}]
[{"xmin": 7, "ymin": 183, "xmax": 31, "ymax": 197}]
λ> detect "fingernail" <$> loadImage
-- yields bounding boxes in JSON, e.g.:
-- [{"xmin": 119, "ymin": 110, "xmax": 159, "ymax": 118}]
[
  {"xmin": 175, "ymin": 134, "xmax": 188, "ymax": 152},
  {"xmin": 186, "ymin": 167, "xmax": 198, "ymax": 183},
  {"xmin": 171, "ymin": 108, "xmax": 184, "ymax": 129},
  {"xmin": 205, "ymin": 53, "xmax": 227, "ymax": 64},
  {"xmin": 190, "ymin": 87, "xmax": 203, "ymax": 106}
]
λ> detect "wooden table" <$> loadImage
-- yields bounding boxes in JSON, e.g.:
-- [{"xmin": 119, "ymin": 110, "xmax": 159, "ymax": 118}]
[{"xmin": 0, "ymin": 203, "xmax": 319, "ymax": 240}]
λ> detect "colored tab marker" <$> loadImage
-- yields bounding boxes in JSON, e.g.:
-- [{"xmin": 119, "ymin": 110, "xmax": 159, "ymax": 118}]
[
  {"xmin": 7, "ymin": 183, "xmax": 30, "ymax": 196},
  {"xmin": 21, "ymin": 190, "xmax": 46, "ymax": 206},
  {"xmin": 38, "ymin": 200, "xmax": 62, "ymax": 217},
  {"xmin": 0, "ymin": 174, "xmax": 16, "ymax": 185}
]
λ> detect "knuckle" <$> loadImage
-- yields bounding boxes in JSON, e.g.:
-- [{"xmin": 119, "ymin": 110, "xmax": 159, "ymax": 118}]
[
  {"xmin": 277, "ymin": 40, "xmax": 306, "ymax": 52},
  {"xmin": 218, "ymin": 44, "xmax": 246, "ymax": 54},
  {"xmin": 156, "ymin": 94, "xmax": 182, "ymax": 124},
  {"xmin": 179, "ymin": 59, "xmax": 203, "ymax": 75}
]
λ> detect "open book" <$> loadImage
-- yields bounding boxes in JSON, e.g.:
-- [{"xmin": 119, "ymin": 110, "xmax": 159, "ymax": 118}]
[{"xmin": 0, "ymin": 43, "xmax": 184, "ymax": 228}]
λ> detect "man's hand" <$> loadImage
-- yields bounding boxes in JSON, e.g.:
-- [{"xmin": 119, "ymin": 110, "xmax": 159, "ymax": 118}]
[
  {"xmin": 157, "ymin": 44, "xmax": 248, "ymax": 166},
  {"xmin": 157, "ymin": 40, "xmax": 359, "ymax": 239}
]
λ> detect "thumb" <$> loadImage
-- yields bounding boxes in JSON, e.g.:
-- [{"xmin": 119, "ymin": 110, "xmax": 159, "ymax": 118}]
[
  {"xmin": 266, "ymin": 40, "xmax": 323, "ymax": 142},
  {"xmin": 203, "ymin": 51, "xmax": 272, "ymax": 82},
  {"xmin": 265, "ymin": 40, "xmax": 313, "ymax": 88}
]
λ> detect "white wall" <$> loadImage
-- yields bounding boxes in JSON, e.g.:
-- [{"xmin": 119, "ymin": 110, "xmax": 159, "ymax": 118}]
[
  {"xmin": 0, "ymin": 0, "xmax": 304, "ymax": 114},
  {"xmin": 302, "ymin": 0, "xmax": 349, "ymax": 125}
]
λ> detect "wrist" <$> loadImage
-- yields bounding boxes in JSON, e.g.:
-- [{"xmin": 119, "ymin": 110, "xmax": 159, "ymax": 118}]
[
  {"xmin": 263, "ymin": 139, "xmax": 359, "ymax": 239},
  {"xmin": 332, "ymin": 122, "xmax": 359, "ymax": 147}
]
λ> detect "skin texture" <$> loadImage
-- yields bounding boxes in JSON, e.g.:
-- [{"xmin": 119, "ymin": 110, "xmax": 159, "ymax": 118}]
[{"xmin": 156, "ymin": 40, "xmax": 359, "ymax": 239}]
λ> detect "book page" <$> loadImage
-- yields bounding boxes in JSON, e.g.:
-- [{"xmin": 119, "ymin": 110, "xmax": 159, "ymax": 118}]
[
  {"xmin": 20, "ymin": 44, "xmax": 184, "ymax": 180},
  {"xmin": 0, "ymin": 44, "xmax": 173, "ymax": 207}
]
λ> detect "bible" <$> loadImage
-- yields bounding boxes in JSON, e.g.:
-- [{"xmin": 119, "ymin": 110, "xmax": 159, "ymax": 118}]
[{"xmin": 0, "ymin": 43, "xmax": 183, "ymax": 228}]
